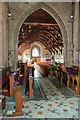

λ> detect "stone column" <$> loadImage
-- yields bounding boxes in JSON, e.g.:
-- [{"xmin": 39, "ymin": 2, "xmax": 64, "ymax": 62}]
[
  {"xmin": 66, "ymin": 43, "xmax": 73, "ymax": 66},
  {"xmin": 0, "ymin": 1, "xmax": 2, "ymax": 68},
  {"xmin": 73, "ymin": 2, "xmax": 79, "ymax": 66},
  {"xmin": 2, "ymin": 3, "xmax": 8, "ymax": 67},
  {"xmin": 8, "ymin": 24, "xmax": 15, "ymax": 71},
  {"xmin": 78, "ymin": 2, "xmax": 80, "ymax": 77}
]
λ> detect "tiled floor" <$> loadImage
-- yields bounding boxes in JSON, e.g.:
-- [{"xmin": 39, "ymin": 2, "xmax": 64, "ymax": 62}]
[{"xmin": 2, "ymin": 77, "xmax": 79, "ymax": 119}]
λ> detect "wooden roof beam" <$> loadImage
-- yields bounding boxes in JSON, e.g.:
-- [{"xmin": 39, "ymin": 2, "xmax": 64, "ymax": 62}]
[
  {"xmin": 24, "ymin": 22, "xmax": 58, "ymax": 26},
  {"xmin": 26, "ymin": 29, "xmax": 58, "ymax": 43}
]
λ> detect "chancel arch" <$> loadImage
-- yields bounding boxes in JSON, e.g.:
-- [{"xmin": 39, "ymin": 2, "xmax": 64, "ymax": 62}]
[{"xmin": 9, "ymin": 2, "xmax": 68, "ymax": 70}]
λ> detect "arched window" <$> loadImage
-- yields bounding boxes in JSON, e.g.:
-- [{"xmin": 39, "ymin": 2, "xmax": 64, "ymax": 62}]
[{"xmin": 32, "ymin": 45, "xmax": 40, "ymax": 57}]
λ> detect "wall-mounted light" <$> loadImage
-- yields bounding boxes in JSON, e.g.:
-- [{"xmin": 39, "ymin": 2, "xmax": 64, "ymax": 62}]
[
  {"xmin": 8, "ymin": 12, "xmax": 12, "ymax": 17},
  {"xmin": 8, "ymin": 12, "xmax": 15, "ymax": 20},
  {"xmin": 69, "ymin": 13, "xmax": 74, "ymax": 19},
  {"xmin": 11, "ymin": 16, "xmax": 15, "ymax": 20},
  {"xmin": 68, "ymin": 19, "xmax": 73, "ymax": 22},
  {"xmin": 68, "ymin": 13, "xmax": 74, "ymax": 23}
]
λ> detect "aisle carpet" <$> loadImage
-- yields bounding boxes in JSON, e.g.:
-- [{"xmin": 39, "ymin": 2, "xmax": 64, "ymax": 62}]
[
  {"xmin": 5, "ymin": 78, "xmax": 46, "ymax": 102},
  {"xmin": 49, "ymin": 76, "xmax": 78, "ymax": 97},
  {"xmin": 22, "ymin": 79, "xmax": 46, "ymax": 101},
  {"xmin": 2, "ymin": 77, "xmax": 79, "ymax": 118}
]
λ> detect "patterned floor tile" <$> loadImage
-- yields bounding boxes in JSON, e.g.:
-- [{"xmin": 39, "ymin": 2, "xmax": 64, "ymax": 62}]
[{"xmin": 2, "ymin": 77, "xmax": 79, "ymax": 118}]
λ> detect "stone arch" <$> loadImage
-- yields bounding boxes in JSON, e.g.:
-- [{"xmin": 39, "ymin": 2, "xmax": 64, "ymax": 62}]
[{"xmin": 13, "ymin": 2, "xmax": 68, "ymax": 70}]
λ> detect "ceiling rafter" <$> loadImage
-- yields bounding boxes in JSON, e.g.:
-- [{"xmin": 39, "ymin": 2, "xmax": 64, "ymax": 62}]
[
  {"xmin": 26, "ymin": 28, "xmax": 59, "ymax": 42},
  {"xmin": 30, "ymin": 38, "xmax": 55, "ymax": 54},
  {"xmin": 19, "ymin": 37, "xmax": 54, "ymax": 54},
  {"xmin": 18, "ymin": 10, "xmax": 63, "ymax": 54},
  {"xmin": 19, "ymin": 37, "xmax": 57, "ymax": 54},
  {"xmin": 19, "ymin": 33, "xmax": 62, "ymax": 53},
  {"xmin": 26, "ymin": 34, "xmax": 62, "ymax": 52}
]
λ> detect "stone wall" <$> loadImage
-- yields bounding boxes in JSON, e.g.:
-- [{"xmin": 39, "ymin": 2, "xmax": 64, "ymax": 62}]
[
  {"xmin": 78, "ymin": 2, "xmax": 80, "ymax": 51},
  {"xmin": 0, "ymin": 1, "xmax": 2, "ymax": 68}
]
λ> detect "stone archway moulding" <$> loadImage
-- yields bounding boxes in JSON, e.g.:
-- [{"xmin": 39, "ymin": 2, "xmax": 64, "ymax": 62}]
[{"xmin": 13, "ymin": 2, "xmax": 68, "ymax": 70}]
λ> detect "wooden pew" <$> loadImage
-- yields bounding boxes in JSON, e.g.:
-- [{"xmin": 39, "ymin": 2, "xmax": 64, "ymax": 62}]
[
  {"xmin": 29, "ymin": 74, "xmax": 33, "ymax": 97},
  {"xmin": 8, "ymin": 68, "xmax": 24, "ymax": 117},
  {"xmin": 50, "ymin": 64, "xmax": 64, "ymax": 82},
  {"xmin": 67, "ymin": 73, "xmax": 80, "ymax": 94},
  {"xmin": 50, "ymin": 66, "xmax": 55, "ymax": 76},
  {"xmin": 27, "ymin": 64, "xmax": 35, "ymax": 77},
  {"xmin": 0, "ymin": 67, "xmax": 11, "ymax": 89},
  {"xmin": 58, "ymin": 64, "xmax": 79, "ymax": 89},
  {"xmin": 50, "ymin": 63, "xmax": 80, "ymax": 94},
  {"xmin": 72, "ymin": 65, "xmax": 78, "ymax": 71},
  {"xmin": 50, "ymin": 63, "xmax": 68, "ymax": 86},
  {"xmin": 7, "ymin": 85, "xmax": 24, "ymax": 117},
  {"xmin": 54, "ymin": 63, "xmax": 64, "ymax": 79},
  {"xmin": 65, "ymin": 66, "xmax": 80, "ymax": 94},
  {"xmin": 25, "ymin": 67, "xmax": 34, "ymax": 98},
  {"xmin": 24, "ymin": 62, "xmax": 34, "ymax": 78},
  {"xmin": 35, "ymin": 62, "xmax": 51, "ymax": 77},
  {"xmin": 66, "ymin": 66, "xmax": 78, "ymax": 76},
  {"xmin": 18, "ymin": 62, "xmax": 28, "ymax": 77},
  {"xmin": 9, "ymin": 68, "xmax": 21, "ymax": 97},
  {"xmin": 24, "ymin": 62, "xmax": 28, "ymax": 79}
]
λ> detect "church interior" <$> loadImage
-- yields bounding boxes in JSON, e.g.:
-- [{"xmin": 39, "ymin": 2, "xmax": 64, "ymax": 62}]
[{"xmin": 0, "ymin": 1, "xmax": 80, "ymax": 119}]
